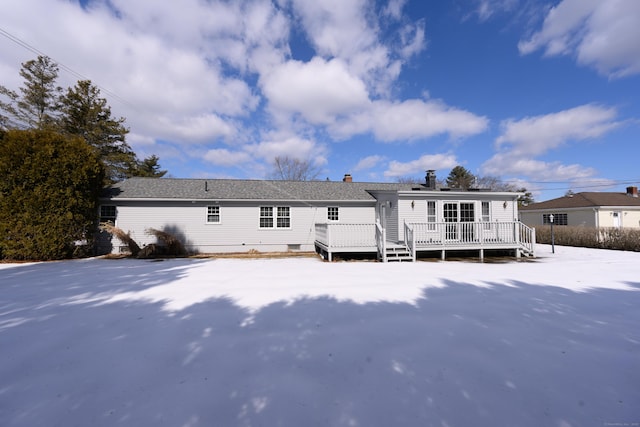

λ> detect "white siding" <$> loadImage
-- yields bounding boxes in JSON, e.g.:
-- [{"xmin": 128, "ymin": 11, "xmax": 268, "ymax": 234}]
[
  {"xmin": 521, "ymin": 208, "xmax": 640, "ymax": 229},
  {"xmin": 112, "ymin": 201, "xmax": 375, "ymax": 254}
]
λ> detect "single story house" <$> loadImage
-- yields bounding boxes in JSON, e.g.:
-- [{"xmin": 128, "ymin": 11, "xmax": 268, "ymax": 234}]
[
  {"xmin": 99, "ymin": 171, "xmax": 535, "ymax": 262},
  {"xmin": 519, "ymin": 186, "xmax": 640, "ymax": 229}
]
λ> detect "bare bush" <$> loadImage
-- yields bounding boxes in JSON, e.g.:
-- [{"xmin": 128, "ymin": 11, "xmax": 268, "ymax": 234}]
[
  {"xmin": 534, "ymin": 226, "xmax": 640, "ymax": 251},
  {"xmin": 145, "ymin": 228, "xmax": 187, "ymax": 257},
  {"xmin": 99, "ymin": 223, "xmax": 140, "ymax": 256}
]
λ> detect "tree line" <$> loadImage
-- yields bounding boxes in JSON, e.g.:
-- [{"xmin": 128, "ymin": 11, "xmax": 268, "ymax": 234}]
[{"xmin": 0, "ymin": 56, "xmax": 166, "ymax": 260}]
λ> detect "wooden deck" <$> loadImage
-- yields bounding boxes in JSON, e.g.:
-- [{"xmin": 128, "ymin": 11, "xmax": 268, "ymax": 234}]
[{"xmin": 315, "ymin": 221, "xmax": 536, "ymax": 262}]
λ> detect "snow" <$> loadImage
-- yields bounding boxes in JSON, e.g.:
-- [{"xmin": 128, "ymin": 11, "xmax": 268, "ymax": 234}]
[{"xmin": 1, "ymin": 245, "xmax": 639, "ymax": 426}]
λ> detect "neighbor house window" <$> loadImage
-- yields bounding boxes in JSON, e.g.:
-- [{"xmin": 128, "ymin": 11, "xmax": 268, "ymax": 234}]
[
  {"xmin": 207, "ymin": 206, "xmax": 220, "ymax": 223},
  {"xmin": 328, "ymin": 207, "xmax": 339, "ymax": 221},
  {"xmin": 543, "ymin": 213, "xmax": 568, "ymax": 225},
  {"xmin": 426, "ymin": 201, "xmax": 436, "ymax": 230},
  {"xmin": 100, "ymin": 205, "xmax": 116, "ymax": 224},
  {"xmin": 259, "ymin": 206, "xmax": 291, "ymax": 228}
]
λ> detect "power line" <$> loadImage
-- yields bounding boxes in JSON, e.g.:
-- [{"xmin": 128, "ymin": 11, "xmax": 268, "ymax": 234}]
[{"xmin": 0, "ymin": 26, "xmax": 135, "ymax": 108}]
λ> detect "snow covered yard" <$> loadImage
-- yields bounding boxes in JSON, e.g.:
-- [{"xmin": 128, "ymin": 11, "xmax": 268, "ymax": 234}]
[{"xmin": 1, "ymin": 245, "xmax": 639, "ymax": 427}]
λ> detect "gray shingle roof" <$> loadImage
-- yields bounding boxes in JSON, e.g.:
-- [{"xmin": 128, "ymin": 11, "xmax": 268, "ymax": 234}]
[
  {"xmin": 102, "ymin": 177, "xmax": 421, "ymax": 202},
  {"xmin": 520, "ymin": 191, "xmax": 640, "ymax": 210}
]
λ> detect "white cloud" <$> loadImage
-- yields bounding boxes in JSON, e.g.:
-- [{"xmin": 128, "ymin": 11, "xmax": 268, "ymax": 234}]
[
  {"xmin": 246, "ymin": 133, "xmax": 327, "ymax": 165},
  {"xmin": 154, "ymin": 114, "xmax": 238, "ymax": 144},
  {"xmin": 204, "ymin": 148, "xmax": 252, "ymax": 167},
  {"xmin": 495, "ymin": 104, "xmax": 621, "ymax": 155},
  {"xmin": 399, "ymin": 21, "xmax": 427, "ymax": 59},
  {"xmin": 384, "ymin": 153, "xmax": 458, "ymax": 178},
  {"xmin": 260, "ymin": 57, "xmax": 370, "ymax": 124},
  {"xmin": 519, "ymin": 0, "xmax": 640, "ymax": 78},
  {"xmin": 382, "ymin": 0, "xmax": 407, "ymax": 20},
  {"xmin": 287, "ymin": 0, "xmax": 423, "ymax": 95},
  {"xmin": 328, "ymin": 98, "xmax": 488, "ymax": 142},
  {"xmin": 482, "ymin": 154, "xmax": 597, "ymax": 180},
  {"xmin": 482, "ymin": 104, "xmax": 622, "ymax": 190},
  {"xmin": 371, "ymin": 99, "xmax": 489, "ymax": 142},
  {"xmin": 353, "ymin": 155, "xmax": 386, "ymax": 172},
  {"xmin": 472, "ymin": 0, "xmax": 518, "ymax": 22}
]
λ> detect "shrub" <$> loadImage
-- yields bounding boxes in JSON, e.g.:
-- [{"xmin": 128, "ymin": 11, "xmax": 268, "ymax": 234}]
[
  {"xmin": 99, "ymin": 223, "xmax": 141, "ymax": 256},
  {"xmin": 0, "ymin": 130, "xmax": 104, "ymax": 260},
  {"xmin": 535, "ymin": 226, "xmax": 640, "ymax": 251},
  {"xmin": 144, "ymin": 228, "xmax": 187, "ymax": 257}
]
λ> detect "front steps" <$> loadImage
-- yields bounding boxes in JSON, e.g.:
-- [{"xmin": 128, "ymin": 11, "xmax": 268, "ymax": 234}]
[{"xmin": 382, "ymin": 243, "xmax": 413, "ymax": 262}]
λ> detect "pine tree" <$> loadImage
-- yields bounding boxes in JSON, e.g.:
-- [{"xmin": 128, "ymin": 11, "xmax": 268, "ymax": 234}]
[
  {"xmin": 59, "ymin": 80, "xmax": 136, "ymax": 183},
  {"xmin": 134, "ymin": 154, "xmax": 168, "ymax": 177},
  {"xmin": 446, "ymin": 165, "xmax": 476, "ymax": 189},
  {"xmin": 0, "ymin": 56, "xmax": 62, "ymax": 129}
]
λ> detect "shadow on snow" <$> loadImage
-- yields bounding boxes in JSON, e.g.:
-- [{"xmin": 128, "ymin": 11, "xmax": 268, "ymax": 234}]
[{"xmin": 0, "ymin": 259, "xmax": 639, "ymax": 427}]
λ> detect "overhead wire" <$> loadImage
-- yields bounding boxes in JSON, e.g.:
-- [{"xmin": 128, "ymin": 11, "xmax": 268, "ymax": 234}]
[{"xmin": 0, "ymin": 26, "xmax": 135, "ymax": 108}]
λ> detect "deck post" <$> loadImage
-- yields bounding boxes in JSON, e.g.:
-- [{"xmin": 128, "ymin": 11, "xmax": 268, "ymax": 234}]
[
  {"xmin": 479, "ymin": 248, "xmax": 484, "ymax": 260},
  {"xmin": 441, "ymin": 249, "xmax": 445, "ymax": 260}
]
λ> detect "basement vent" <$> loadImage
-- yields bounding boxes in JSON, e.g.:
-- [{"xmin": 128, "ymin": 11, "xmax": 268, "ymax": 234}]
[{"xmin": 288, "ymin": 244, "xmax": 301, "ymax": 251}]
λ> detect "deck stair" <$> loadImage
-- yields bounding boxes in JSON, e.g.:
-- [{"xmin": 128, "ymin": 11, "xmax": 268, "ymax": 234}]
[{"xmin": 382, "ymin": 242, "xmax": 414, "ymax": 262}]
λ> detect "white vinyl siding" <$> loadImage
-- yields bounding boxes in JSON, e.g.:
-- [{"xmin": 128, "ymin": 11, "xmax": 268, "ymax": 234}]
[{"xmin": 110, "ymin": 201, "xmax": 375, "ymax": 254}]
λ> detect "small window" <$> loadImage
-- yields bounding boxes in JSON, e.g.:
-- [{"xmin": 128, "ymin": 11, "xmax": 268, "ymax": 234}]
[
  {"xmin": 100, "ymin": 205, "xmax": 116, "ymax": 224},
  {"xmin": 481, "ymin": 202, "xmax": 490, "ymax": 222},
  {"xmin": 260, "ymin": 207, "xmax": 274, "ymax": 228},
  {"xmin": 426, "ymin": 201, "xmax": 436, "ymax": 230},
  {"xmin": 481, "ymin": 201, "xmax": 491, "ymax": 229},
  {"xmin": 328, "ymin": 207, "xmax": 339, "ymax": 221},
  {"xmin": 207, "ymin": 206, "xmax": 220, "ymax": 223},
  {"xmin": 543, "ymin": 213, "xmax": 568, "ymax": 226}
]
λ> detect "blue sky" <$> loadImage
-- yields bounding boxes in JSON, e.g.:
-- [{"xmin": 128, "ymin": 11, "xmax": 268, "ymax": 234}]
[{"xmin": 1, "ymin": 0, "xmax": 639, "ymax": 201}]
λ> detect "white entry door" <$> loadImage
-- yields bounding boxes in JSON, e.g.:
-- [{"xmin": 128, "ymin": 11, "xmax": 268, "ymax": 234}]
[{"xmin": 612, "ymin": 212, "xmax": 621, "ymax": 228}]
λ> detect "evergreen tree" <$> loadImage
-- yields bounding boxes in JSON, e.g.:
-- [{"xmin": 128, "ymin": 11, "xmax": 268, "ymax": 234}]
[
  {"xmin": 446, "ymin": 165, "xmax": 476, "ymax": 189},
  {"xmin": 0, "ymin": 130, "xmax": 104, "ymax": 260},
  {"xmin": 134, "ymin": 154, "xmax": 167, "ymax": 177},
  {"xmin": 59, "ymin": 80, "xmax": 136, "ymax": 183},
  {"xmin": 0, "ymin": 56, "xmax": 62, "ymax": 129}
]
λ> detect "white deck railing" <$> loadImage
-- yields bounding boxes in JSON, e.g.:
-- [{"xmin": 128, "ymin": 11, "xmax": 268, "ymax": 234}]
[
  {"xmin": 315, "ymin": 223, "xmax": 377, "ymax": 248},
  {"xmin": 316, "ymin": 221, "xmax": 535, "ymax": 257},
  {"xmin": 407, "ymin": 221, "xmax": 535, "ymax": 250}
]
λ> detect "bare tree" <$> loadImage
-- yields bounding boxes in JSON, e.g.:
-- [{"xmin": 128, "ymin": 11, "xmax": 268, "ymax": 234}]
[{"xmin": 269, "ymin": 156, "xmax": 321, "ymax": 181}]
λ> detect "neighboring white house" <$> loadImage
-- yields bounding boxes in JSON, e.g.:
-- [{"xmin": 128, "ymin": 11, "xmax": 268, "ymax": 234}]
[
  {"xmin": 519, "ymin": 186, "xmax": 640, "ymax": 229},
  {"xmin": 99, "ymin": 172, "xmax": 535, "ymax": 261}
]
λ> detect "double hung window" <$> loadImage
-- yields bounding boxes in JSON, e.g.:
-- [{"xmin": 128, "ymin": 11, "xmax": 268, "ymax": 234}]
[{"xmin": 260, "ymin": 206, "xmax": 290, "ymax": 228}]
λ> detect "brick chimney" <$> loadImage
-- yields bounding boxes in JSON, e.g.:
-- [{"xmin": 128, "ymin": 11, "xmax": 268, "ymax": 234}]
[
  {"xmin": 425, "ymin": 170, "xmax": 436, "ymax": 190},
  {"xmin": 343, "ymin": 173, "xmax": 352, "ymax": 183},
  {"xmin": 626, "ymin": 186, "xmax": 638, "ymax": 197}
]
